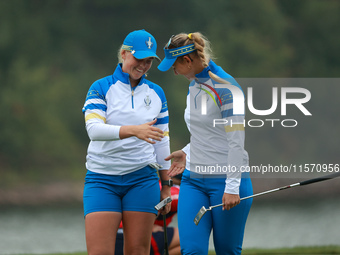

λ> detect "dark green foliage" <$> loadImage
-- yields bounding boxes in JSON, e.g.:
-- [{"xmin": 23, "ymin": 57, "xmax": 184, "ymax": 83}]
[{"xmin": 0, "ymin": 0, "xmax": 339, "ymax": 187}]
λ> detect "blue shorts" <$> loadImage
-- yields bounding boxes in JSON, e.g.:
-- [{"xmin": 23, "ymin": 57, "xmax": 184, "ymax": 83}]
[{"xmin": 83, "ymin": 166, "xmax": 160, "ymax": 217}]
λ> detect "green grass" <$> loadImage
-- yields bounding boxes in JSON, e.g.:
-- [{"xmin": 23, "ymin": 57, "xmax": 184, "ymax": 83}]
[{"xmin": 19, "ymin": 246, "xmax": 340, "ymax": 255}]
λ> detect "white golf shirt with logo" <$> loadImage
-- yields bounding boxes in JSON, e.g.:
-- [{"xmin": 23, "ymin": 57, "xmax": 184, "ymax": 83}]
[
  {"xmin": 182, "ymin": 60, "xmax": 249, "ymax": 195},
  {"xmin": 82, "ymin": 64, "xmax": 170, "ymax": 175}
]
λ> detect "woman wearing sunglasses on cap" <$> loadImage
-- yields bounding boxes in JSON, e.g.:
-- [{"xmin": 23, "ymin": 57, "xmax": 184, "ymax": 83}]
[
  {"xmin": 159, "ymin": 33, "xmax": 253, "ymax": 255},
  {"xmin": 82, "ymin": 29, "xmax": 172, "ymax": 255}
]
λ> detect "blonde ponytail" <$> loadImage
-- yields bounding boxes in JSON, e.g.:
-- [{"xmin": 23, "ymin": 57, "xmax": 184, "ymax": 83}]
[
  {"xmin": 169, "ymin": 32, "xmax": 231, "ymax": 85},
  {"xmin": 188, "ymin": 33, "xmax": 230, "ymax": 85}
]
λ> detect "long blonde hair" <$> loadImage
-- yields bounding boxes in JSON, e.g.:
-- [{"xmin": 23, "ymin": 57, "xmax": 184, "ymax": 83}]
[{"xmin": 169, "ymin": 32, "xmax": 230, "ymax": 85}]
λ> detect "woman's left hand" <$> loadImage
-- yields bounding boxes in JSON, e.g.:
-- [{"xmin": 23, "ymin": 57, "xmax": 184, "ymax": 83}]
[
  {"xmin": 222, "ymin": 193, "xmax": 240, "ymax": 210},
  {"xmin": 165, "ymin": 150, "xmax": 186, "ymax": 177}
]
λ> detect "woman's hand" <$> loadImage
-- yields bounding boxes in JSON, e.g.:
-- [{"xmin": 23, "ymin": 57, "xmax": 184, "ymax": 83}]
[
  {"xmin": 119, "ymin": 119, "xmax": 164, "ymax": 144},
  {"xmin": 222, "ymin": 193, "xmax": 240, "ymax": 211},
  {"xmin": 165, "ymin": 150, "xmax": 186, "ymax": 177},
  {"xmin": 159, "ymin": 186, "xmax": 172, "ymax": 215}
]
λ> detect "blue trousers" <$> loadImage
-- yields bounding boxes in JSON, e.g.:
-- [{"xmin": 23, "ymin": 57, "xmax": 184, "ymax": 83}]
[{"xmin": 178, "ymin": 170, "xmax": 253, "ymax": 255}]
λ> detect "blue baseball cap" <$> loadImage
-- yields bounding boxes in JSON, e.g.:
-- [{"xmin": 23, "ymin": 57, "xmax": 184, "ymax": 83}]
[
  {"xmin": 158, "ymin": 43, "xmax": 196, "ymax": 72},
  {"xmin": 122, "ymin": 29, "xmax": 160, "ymax": 61}
]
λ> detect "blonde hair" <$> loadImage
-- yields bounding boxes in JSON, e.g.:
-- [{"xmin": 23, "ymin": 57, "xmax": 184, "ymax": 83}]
[
  {"xmin": 117, "ymin": 45, "xmax": 124, "ymax": 63},
  {"xmin": 169, "ymin": 32, "xmax": 230, "ymax": 85}
]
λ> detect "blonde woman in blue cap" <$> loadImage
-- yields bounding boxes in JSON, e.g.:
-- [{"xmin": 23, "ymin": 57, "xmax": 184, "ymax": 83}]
[
  {"xmin": 159, "ymin": 32, "xmax": 253, "ymax": 255},
  {"xmin": 82, "ymin": 29, "xmax": 172, "ymax": 255}
]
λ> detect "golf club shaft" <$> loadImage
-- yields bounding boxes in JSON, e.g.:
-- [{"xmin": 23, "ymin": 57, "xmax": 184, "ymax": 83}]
[
  {"xmin": 155, "ymin": 198, "xmax": 172, "ymax": 255},
  {"xmin": 163, "ymin": 215, "xmax": 169, "ymax": 255},
  {"xmin": 210, "ymin": 172, "xmax": 340, "ymax": 209}
]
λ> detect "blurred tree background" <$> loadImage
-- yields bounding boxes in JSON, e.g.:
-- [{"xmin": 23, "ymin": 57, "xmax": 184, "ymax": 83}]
[{"xmin": 0, "ymin": 0, "xmax": 339, "ymax": 193}]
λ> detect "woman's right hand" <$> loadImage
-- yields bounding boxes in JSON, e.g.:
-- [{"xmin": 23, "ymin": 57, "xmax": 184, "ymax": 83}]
[
  {"xmin": 119, "ymin": 119, "xmax": 164, "ymax": 144},
  {"xmin": 165, "ymin": 150, "xmax": 186, "ymax": 177},
  {"xmin": 135, "ymin": 119, "xmax": 164, "ymax": 144}
]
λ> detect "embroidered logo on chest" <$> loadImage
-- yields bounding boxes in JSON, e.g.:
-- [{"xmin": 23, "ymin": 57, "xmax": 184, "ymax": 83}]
[{"xmin": 144, "ymin": 95, "xmax": 151, "ymax": 109}]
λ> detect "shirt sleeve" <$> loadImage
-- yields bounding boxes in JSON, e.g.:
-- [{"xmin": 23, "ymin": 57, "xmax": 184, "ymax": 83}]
[
  {"xmin": 224, "ymin": 124, "xmax": 244, "ymax": 194},
  {"xmin": 152, "ymin": 87, "xmax": 171, "ymax": 170},
  {"xmin": 182, "ymin": 143, "xmax": 190, "ymax": 155},
  {"xmin": 219, "ymin": 83, "xmax": 247, "ymax": 195},
  {"xmin": 86, "ymin": 122, "xmax": 121, "ymax": 141},
  {"xmin": 82, "ymin": 81, "xmax": 121, "ymax": 141}
]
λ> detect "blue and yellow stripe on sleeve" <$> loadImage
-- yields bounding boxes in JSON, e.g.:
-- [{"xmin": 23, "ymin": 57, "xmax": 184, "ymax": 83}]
[{"xmin": 82, "ymin": 87, "xmax": 107, "ymax": 124}]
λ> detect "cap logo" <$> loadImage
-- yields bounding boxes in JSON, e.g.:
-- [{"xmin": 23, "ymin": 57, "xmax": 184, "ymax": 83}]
[
  {"xmin": 164, "ymin": 44, "xmax": 196, "ymax": 59},
  {"xmin": 122, "ymin": 45, "xmax": 133, "ymax": 51},
  {"xmin": 146, "ymin": 37, "xmax": 153, "ymax": 49}
]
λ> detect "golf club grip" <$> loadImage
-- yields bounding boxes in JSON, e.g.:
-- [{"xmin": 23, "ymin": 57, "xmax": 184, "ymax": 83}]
[{"xmin": 299, "ymin": 172, "xmax": 340, "ymax": 186}]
